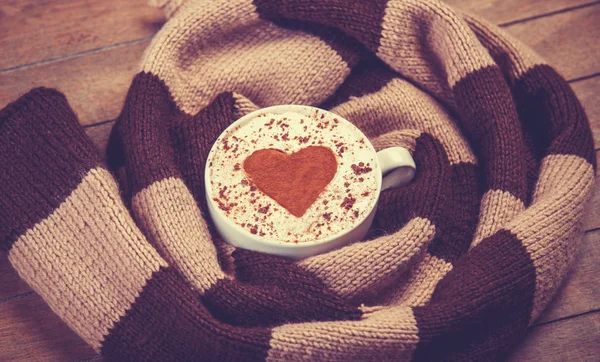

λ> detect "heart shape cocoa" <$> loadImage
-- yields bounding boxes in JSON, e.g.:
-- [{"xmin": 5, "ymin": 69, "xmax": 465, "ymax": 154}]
[{"xmin": 243, "ymin": 146, "xmax": 337, "ymax": 217}]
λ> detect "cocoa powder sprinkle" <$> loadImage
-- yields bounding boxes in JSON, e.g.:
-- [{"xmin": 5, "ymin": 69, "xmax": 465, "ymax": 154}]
[
  {"xmin": 351, "ymin": 163, "xmax": 373, "ymax": 175},
  {"xmin": 257, "ymin": 204, "xmax": 270, "ymax": 214},
  {"xmin": 340, "ymin": 196, "xmax": 356, "ymax": 210}
]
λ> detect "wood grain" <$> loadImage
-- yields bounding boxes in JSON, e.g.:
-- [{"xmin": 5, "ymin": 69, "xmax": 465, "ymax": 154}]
[
  {"xmin": 534, "ymin": 229, "xmax": 600, "ymax": 325},
  {"xmin": 0, "ymin": 296, "xmax": 96, "ymax": 361},
  {"xmin": 504, "ymin": 3, "xmax": 600, "ymax": 80},
  {"xmin": 0, "ymin": 41, "xmax": 148, "ymax": 126},
  {"xmin": 0, "ymin": 0, "xmax": 163, "ymax": 70},
  {"xmin": 447, "ymin": 0, "xmax": 595, "ymax": 24},
  {"xmin": 0, "ymin": 255, "xmax": 30, "ymax": 303},
  {"xmin": 509, "ymin": 312, "xmax": 600, "ymax": 361},
  {"xmin": 583, "ymin": 152, "xmax": 600, "ymax": 231},
  {"xmin": 572, "ymin": 76, "xmax": 600, "ymax": 150}
]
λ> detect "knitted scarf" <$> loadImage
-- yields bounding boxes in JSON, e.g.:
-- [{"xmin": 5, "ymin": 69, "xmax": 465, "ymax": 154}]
[{"xmin": 0, "ymin": 0, "xmax": 596, "ymax": 360}]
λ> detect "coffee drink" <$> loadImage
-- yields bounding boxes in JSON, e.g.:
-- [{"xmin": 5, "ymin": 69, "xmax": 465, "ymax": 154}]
[{"xmin": 207, "ymin": 107, "xmax": 379, "ymax": 244}]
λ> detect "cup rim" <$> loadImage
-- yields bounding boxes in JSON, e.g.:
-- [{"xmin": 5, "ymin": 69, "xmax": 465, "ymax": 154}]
[{"xmin": 204, "ymin": 104, "xmax": 383, "ymax": 250}]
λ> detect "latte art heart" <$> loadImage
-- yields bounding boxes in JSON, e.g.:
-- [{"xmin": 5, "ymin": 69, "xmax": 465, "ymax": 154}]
[{"xmin": 243, "ymin": 146, "xmax": 338, "ymax": 217}]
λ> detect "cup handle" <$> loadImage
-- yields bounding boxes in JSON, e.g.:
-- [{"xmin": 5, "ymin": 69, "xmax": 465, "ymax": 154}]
[{"xmin": 377, "ymin": 147, "xmax": 416, "ymax": 191}]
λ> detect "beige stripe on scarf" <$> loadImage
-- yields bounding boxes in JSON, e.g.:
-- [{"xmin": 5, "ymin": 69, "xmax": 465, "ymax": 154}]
[
  {"xmin": 332, "ymin": 77, "xmax": 476, "ymax": 165},
  {"xmin": 298, "ymin": 217, "xmax": 436, "ymax": 301},
  {"xmin": 377, "ymin": 0, "xmax": 496, "ymax": 104},
  {"xmin": 9, "ymin": 168, "xmax": 166, "ymax": 350},
  {"xmin": 471, "ymin": 189, "xmax": 526, "ymax": 249},
  {"xmin": 132, "ymin": 177, "xmax": 226, "ymax": 293},
  {"xmin": 268, "ymin": 306, "xmax": 419, "ymax": 361},
  {"xmin": 464, "ymin": 14, "xmax": 546, "ymax": 80}
]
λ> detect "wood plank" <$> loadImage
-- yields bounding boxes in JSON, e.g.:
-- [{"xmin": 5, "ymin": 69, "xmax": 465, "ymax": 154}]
[
  {"xmin": 0, "ymin": 296, "xmax": 97, "ymax": 361},
  {"xmin": 0, "ymin": 0, "xmax": 163, "ymax": 70},
  {"xmin": 86, "ymin": 121, "xmax": 115, "ymax": 157},
  {"xmin": 447, "ymin": 0, "xmax": 594, "ymax": 25},
  {"xmin": 583, "ymin": 152, "xmax": 600, "ymax": 231},
  {"xmin": 0, "ymin": 41, "xmax": 148, "ymax": 127},
  {"xmin": 504, "ymin": 3, "xmax": 600, "ymax": 80},
  {"xmin": 534, "ymin": 229, "xmax": 600, "ymax": 325},
  {"xmin": 0, "ymin": 255, "xmax": 30, "ymax": 303},
  {"xmin": 572, "ymin": 76, "xmax": 600, "ymax": 150},
  {"xmin": 509, "ymin": 312, "xmax": 600, "ymax": 361}
]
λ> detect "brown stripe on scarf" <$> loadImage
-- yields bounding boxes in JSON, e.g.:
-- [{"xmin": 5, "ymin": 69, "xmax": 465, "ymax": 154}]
[
  {"xmin": 373, "ymin": 132, "xmax": 479, "ymax": 264},
  {"xmin": 323, "ymin": 66, "xmax": 481, "ymax": 264},
  {"xmin": 426, "ymin": 162, "xmax": 480, "ymax": 262},
  {"xmin": 168, "ymin": 90, "xmax": 245, "ymax": 271},
  {"xmin": 252, "ymin": 0, "xmax": 389, "ymax": 51},
  {"xmin": 111, "ymin": 72, "xmax": 183, "ymax": 196},
  {"xmin": 513, "ymin": 64, "xmax": 596, "ymax": 169},
  {"xmin": 203, "ymin": 249, "xmax": 362, "ymax": 327},
  {"xmin": 0, "ymin": 88, "xmax": 100, "ymax": 251},
  {"xmin": 374, "ymin": 133, "xmax": 449, "ymax": 232},
  {"xmin": 412, "ymin": 229, "xmax": 536, "ymax": 361},
  {"xmin": 506, "ymin": 154, "xmax": 594, "ymax": 322},
  {"xmin": 320, "ymin": 55, "xmax": 397, "ymax": 109},
  {"xmin": 169, "ymin": 90, "xmax": 239, "ymax": 215},
  {"xmin": 367, "ymin": 162, "xmax": 479, "ymax": 304},
  {"xmin": 101, "ymin": 267, "xmax": 272, "ymax": 361},
  {"xmin": 464, "ymin": 14, "xmax": 544, "ymax": 81},
  {"xmin": 452, "ymin": 65, "xmax": 528, "ymax": 203}
]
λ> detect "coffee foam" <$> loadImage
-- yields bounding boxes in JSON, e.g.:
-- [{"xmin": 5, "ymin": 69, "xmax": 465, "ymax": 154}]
[{"xmin": 208, "ymin": 107, "xmax": 379, "ymax": 244}]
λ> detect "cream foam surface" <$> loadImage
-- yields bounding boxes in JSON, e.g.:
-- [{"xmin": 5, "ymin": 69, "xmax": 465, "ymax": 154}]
[{"xmin": 208, "ymin": 108, "xmax": 379, "ymax": 244}]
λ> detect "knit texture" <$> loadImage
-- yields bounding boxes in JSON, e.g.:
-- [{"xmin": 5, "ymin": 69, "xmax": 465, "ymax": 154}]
[{"xmin": 0, "ymin": 0, "xmax": 596, "ymax": 361}]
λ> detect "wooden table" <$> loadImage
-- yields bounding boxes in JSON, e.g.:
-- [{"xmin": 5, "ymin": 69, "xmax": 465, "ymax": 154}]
[{"xmin": 0, "ymin": 1, "xmax": 598, "ymax": 360}]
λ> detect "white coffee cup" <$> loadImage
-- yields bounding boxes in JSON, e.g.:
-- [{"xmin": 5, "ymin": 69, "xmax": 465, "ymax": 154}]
[{"xmin": 205, "ymin": 105, "xmax": 415, "ymax": 259}]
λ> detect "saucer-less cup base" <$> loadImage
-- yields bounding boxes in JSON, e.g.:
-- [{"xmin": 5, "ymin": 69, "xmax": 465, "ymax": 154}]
[
  {"xmin": 207, "ymin": 197, "xmax": 377, "ymax": 259},
  {"xmin": 205, "ymin": 105, "xmax": 415, "ymax": 259}
]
